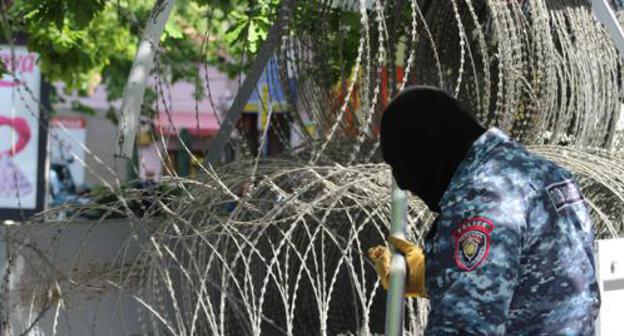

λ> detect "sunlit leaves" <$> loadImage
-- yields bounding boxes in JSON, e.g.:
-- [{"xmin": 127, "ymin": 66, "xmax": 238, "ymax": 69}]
[
  {"xmin": 225, "ymin": 2, "xmax": 274, "ymax": 53},
  {"xmin": 2, "ymin": 0, "xmax": 363, "ymax": 121}
]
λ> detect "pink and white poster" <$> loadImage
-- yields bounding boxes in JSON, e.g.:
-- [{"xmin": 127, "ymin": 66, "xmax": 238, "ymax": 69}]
[{"xmin": 0, "ymin": 45, "xmax": 46, "ymax": 218}]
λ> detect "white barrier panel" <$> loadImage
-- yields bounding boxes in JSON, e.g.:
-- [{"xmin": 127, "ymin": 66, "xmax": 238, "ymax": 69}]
[{"xmin": 595, "ymin": 238, "xmax": 624, "ymax": 336}]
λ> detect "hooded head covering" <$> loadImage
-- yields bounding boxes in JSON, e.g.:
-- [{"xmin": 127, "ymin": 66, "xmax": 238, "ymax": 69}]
[{"xmin": 380, "ymin": 86, "xmax": 486, "ymax": 212}]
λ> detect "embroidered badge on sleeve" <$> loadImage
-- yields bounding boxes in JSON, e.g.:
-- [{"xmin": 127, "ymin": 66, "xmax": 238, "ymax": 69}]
[{"xmin": 452, "ymin": 217, "xmax": 494, "ymax": 271}]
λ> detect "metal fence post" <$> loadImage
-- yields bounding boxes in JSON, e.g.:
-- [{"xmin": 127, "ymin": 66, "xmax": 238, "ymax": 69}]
[{"xmin": 385, "ymin": 179, "xmax": 408, "ymax": 336}]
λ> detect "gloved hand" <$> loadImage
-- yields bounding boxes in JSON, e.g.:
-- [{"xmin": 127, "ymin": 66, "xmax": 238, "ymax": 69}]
[{"xmin": 368, "ymin": 235, "xmax": 426, "ymax": 297}]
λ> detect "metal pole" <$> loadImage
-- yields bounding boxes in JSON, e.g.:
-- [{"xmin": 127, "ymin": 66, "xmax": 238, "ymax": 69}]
[
  {"xmin": 204, "ymin": 0, "xmax": 296, "ymax": 166},
  {"xmin": 115, "ymin": 0, "xmax": 175, "ymax": 158},
  {"xmin": 204, "ymin": 22, "xmax": 281, "ymax": 165},
  {"xmin": 592, "ymin": 0, "xmax": 624, "ymax": 56},
  {"xmin": 385, "ymin": 179, "xmax": 408, "ymax": 336},
  {"xmin": 591, "ymin": 0, "xmax": 624, "ymax": 149}
]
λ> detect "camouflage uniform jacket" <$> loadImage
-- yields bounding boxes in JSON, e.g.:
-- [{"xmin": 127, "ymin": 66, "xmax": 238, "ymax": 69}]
[{"xmin": 424, "ymin": 128, "xmax": 600, "ymax": 335}]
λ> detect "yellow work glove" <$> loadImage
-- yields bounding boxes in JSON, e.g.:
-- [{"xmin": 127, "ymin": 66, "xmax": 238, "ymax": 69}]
[{"xmin": 368, "ymin": 235, "xmax": 426, "ymax": 297}]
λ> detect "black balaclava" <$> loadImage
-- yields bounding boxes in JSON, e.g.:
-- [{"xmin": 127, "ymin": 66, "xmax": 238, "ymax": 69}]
[{"xmin": 380, "ymin": 86, "xmax": 486, "ymax": 212}]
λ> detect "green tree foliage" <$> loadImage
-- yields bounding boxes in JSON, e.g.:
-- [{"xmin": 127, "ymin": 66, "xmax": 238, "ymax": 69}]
[
  {"xmin": 0, "ymin": 54, "xmax": 6, "ymax": 77},
  {"xmin": 1, "ymin": 0, "xmax": 363, "ymax": 117},
  {"xmin": 5, "ymin": 0, "xmax": 195, "ymax": 103}
]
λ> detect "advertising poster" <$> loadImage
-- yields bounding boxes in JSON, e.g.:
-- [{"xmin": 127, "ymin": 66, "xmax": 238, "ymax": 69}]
[
  {"xmin": 0, "ymin": 45, "xmax": 47, "ymax": 220},
  {"xmin": 50, "ymin": 116, "xmax": 87, "ymax": 186}
]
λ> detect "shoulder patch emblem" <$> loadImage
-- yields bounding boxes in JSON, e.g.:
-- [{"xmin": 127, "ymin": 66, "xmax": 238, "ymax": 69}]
[
  {"xmin": 546, "ymin": 179, "xmax": 584, "ymax": 211},
  {"xmin": 453, "ymin": 217, "xmax": 494, "ymax": 271}
]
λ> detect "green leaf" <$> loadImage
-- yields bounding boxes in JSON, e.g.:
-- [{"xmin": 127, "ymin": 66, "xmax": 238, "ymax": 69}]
[
  {"xmin": 164, "ymin": 20, "xmax": 184, "ymax": 40},
  {"xmin": 225, "ymin": 20, "xmax": 248, "ymax": 44},
  {"xmin": 73, "ymin": 0, "xmax": 106, "ymax": 29},
  {"xmin": 248, "ymin": 20, "xmax": 258, "ymax": 42},
  {"xmin": 0, "ymin": 60, "xmax": 6, "ymax": 78}
]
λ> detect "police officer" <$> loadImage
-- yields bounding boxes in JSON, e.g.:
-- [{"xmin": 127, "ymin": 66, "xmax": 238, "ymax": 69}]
[{"xmin": 368, "ymin": 86, "xmax": 600, "ymax": 335}]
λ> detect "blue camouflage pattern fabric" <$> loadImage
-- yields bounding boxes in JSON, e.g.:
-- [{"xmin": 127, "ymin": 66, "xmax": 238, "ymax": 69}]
[{"xmin": 424, "ymin": 128, "xmax": 600, "ymax": 335}]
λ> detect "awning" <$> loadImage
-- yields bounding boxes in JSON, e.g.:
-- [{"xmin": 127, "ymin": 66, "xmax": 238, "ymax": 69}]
[{"xmin": 153, "ymin": 112, "xmax": 220, "ymax": 137}]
